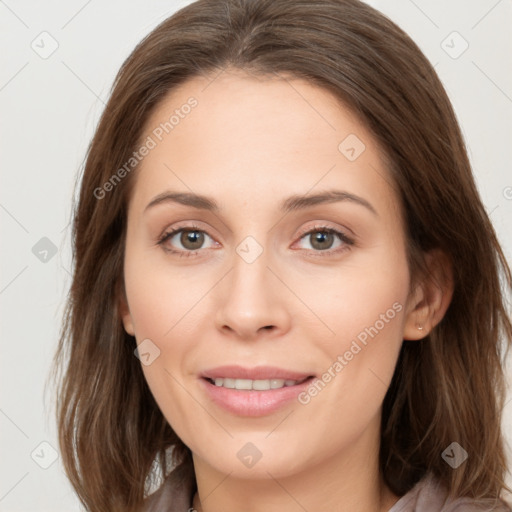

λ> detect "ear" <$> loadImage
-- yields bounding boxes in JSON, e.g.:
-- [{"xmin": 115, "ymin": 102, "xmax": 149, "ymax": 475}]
[
  {"xmin": 117, "ymin": 282, "xmax": 135, "ymax": 336},
  {"xmin": 403, "ymin": 249, "xmax": 454, "ymax": 340}
]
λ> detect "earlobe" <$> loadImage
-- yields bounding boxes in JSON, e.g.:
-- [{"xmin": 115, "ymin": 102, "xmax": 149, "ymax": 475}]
[
  {"xmin": 403, "ymin": 283, "xmax": 429, "ymax": 340},
  {"xmin": 403, "ymin": 249, "xmax": 454, "ymax": 340},
  {"xmin": 121, "ymin": 309, "xmax": 135, "ymax": 337},
  {"xmin": 118, "ymin": 289, "xmax": 135, "ymax": 337}
]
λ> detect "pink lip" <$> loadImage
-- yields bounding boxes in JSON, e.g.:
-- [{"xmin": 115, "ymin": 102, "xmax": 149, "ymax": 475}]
[
  {"xmin": 199, "ymin": 365, "xmax": 315, "ymax": 417},
  {"xmin": 201, "ymin": 365, "xmax": 313, "ymax": 381}
]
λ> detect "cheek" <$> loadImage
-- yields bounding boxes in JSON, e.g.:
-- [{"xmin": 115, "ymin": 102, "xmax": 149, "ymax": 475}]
[
  {"xmin": 123, "ymin": 247, "xmax": 204, "ymax": 399},
  {"xmin": 124, "ymin": 249, "xmax": 198, "ymax": 432},
  {"xmin": 306, "ymin": 244, "xmax": 410, "ymax": 404},
  {"xmin": 310, "ymin": 251, "xmax": 409, "ymax": 347},
  {"xmin": 123, "ymin": 247, "xmax": 193, "ymax": 340}
]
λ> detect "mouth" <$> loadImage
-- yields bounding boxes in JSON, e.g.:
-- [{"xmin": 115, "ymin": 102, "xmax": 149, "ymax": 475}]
[
  {"xmin": 203, "ymin": 376, "xmax": 312, "ymax": 390},
  {"xmin": 199, "ymin": 365, "xmax": 316, "ymax": 416}
]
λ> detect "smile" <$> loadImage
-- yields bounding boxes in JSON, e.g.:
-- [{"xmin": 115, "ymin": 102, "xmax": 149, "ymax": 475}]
[
  {"xmin": 200, "ymin": 368, "xmax": 316, "ymax": 416},
  {"xmin": 206, "ymin": 377, "xmax": 310, "ymax": 390}
]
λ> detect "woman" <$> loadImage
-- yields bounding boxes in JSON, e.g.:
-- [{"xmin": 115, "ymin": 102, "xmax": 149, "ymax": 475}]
[{"xmin": 53, "ymin": 0, "xmax": 512, "ymax": 510}]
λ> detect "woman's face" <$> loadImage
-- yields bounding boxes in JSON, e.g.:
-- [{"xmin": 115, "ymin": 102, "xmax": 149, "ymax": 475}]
[{"xmin": 121, "ymin": 69, "xmax": 419, "ymax": 481}]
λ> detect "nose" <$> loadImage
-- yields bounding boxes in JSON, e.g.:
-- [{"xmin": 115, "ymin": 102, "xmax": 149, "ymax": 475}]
[{"xmin": 214, "ymin": 245, "xmax": 292, "ymax": 341}]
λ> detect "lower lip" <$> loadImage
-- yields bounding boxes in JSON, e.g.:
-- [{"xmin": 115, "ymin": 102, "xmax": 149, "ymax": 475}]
[{"xmin": 200, "ymin": 377, "xmax": 315, "ymax": 417}]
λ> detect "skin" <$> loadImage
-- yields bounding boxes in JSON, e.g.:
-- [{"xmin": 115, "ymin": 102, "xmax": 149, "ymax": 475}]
[{"xmin": 120, "ymin": 68, "xmax": 453, "ymax": 512}]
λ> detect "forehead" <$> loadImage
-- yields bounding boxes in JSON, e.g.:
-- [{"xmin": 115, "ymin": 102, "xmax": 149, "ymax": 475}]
[{"xmin": 129, "ymin": 69, "xmax": 399, "ymax": 220}]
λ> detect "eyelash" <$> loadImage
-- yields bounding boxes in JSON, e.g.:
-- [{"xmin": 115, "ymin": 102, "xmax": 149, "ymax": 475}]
[{"xmin": 156, "ymin": 223, "xmax": 355, "ymax": 258}]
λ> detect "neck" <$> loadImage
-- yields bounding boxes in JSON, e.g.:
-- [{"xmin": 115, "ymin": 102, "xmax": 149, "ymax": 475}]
[{"xmin": 191, "ymin": 418, "xmax": 400, "ymax": 512}]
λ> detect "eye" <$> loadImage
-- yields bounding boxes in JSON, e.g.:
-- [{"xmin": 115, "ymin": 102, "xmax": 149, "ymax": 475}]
[
  {"xmin": 157, "ymin": 223, "xmax": 354, "ymax": 258},
  {"xmin": 294, "ymin": 224, "xmax": 354, "ymax": 256},
  {"xmin": 157, "ymin": 224, "xmax": 217, "ymax": 257}
]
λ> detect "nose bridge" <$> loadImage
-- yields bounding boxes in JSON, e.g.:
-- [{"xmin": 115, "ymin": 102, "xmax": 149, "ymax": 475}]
[
  {"xmin": 229, "ymin": 234, "xmax": 275, "ymax": 310},
  {"xmin": 214, "ymin": 233, "xmax": 290, "ymax": 337}
]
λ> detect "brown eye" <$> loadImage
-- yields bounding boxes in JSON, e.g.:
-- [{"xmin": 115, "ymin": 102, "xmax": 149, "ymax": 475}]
[
  {"xmin": 178, "ymin": 230, "xmax": 205, "ymax": 250},
  {"xmin": 157, "ymin": 225, "xmax": 217, "ymax": 256},
  {"xmin": 292, "ymin": 224, "xmax": 355, "ymax": 259},
  {"xmin": 295, "ymin": 226, "xmax": 353, "ymax": 255},
  {"xmin": 309, "ymin": 231, "xmax": 336, "ymax": 251}
]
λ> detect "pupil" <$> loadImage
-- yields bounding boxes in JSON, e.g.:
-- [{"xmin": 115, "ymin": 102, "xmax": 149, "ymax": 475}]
[
  {"xmin": 312, "ymin": 231, "xmax": 333, "ymax": 250},
  {"xmin": 182, "ymin": 230, "xmax": 203, "ymax": 249}
]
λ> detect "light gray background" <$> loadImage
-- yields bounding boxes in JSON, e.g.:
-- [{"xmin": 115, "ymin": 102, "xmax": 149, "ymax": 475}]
[{"xmin": 1, "ymin": 1, "xmax": 511, "ymax": 510}]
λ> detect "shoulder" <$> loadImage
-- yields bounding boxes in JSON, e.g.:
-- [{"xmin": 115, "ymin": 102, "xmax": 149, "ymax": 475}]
[
  {"xmin": 389, "ymin": 473, "xmax": 512, "ymax": 512},
  {"xmin": 141, "ymin": 464, "xmax": 195, "ymax": 512}
]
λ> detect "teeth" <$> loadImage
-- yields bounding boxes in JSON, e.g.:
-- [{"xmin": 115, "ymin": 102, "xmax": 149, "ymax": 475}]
[
  {"xmin": 212, "ymin": 377, "xmax": 302, "ymax": 390},
  {"xmin": 270, "ymin": 379, "xmax": 285, "ymax": 389}
]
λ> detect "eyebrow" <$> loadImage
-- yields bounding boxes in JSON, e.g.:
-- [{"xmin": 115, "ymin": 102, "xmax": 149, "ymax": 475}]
[{"xmin": 144, "ymin": 190, "xmax": 378, "ymax": 216}]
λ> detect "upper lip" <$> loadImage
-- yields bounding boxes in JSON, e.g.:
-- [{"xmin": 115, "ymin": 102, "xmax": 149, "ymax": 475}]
[{"xmin": 201, "ymin": 365, "xmax": 314, "ymax": 381}]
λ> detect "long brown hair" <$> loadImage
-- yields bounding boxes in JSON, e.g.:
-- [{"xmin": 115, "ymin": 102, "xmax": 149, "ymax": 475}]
[{"xmin": 52, "ymin": 0, "xmax": 512, "ymax": 510}]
